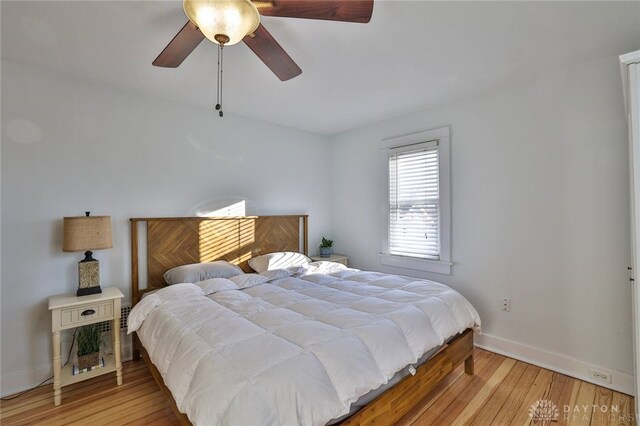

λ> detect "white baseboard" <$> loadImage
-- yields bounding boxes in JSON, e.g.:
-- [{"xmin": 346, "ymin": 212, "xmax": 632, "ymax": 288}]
[
  {"xmin": 0, "ymin": 363, "xmax": 54, "ymax": 398},
  {"xmin": 0, "ymin": 335, "xmax": 133, "ymax": 398},
  {"xmin": 475, "ymin": 333, "xmax": 634, "ymax": 395}
]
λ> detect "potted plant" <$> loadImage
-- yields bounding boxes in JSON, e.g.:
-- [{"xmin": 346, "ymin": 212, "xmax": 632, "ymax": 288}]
[
  {"xmin": 76, "ymin": 323, "xmax": 102, "ymax": 371},
  {"xmin": 319, "ymin": 237, "xmax": 333, "ymax": 258}
]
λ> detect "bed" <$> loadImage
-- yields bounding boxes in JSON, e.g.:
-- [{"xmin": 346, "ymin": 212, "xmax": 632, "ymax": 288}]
[{"xmin": 129, "ymin": 215, "xmax": 480, "ymax": 426}]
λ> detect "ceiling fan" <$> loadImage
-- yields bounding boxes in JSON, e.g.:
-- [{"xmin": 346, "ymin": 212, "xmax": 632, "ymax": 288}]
[{"xmin": 153, "ymin": 0, "xmax": 373, "ymax": 115}]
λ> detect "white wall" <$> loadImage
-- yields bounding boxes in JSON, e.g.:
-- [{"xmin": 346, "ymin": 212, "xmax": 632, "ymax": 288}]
[
  {"xmin": 330, "ymin": 55, "xmax": 634, "ymax": 391},
  {"xmin": 2, "ymin": 52, "xmax": 636, "ymax": 396},
  {"xmin": 0, "ymin": 61, "xmax": 332, "ymax": 395}
]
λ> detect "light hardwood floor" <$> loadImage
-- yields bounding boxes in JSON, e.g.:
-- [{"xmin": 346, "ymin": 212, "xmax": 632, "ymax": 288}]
[{"xmin": 0, "ymin": 348, "xmax": 634, "ymax": 425}]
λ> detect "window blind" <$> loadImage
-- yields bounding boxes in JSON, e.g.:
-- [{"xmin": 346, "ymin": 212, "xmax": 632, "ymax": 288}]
[{"xmin": 389, "ymin": 141, "xmax": 440, "ymax": 260}]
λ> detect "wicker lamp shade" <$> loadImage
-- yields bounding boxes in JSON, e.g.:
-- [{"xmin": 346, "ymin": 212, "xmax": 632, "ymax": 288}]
[
  {"xmin": 63, "ymin": 216, "xmax": 112, "ymax": 252},
  {"xmin": 63, "ymin": 214, "xmax": 112, "ymax": 296}
]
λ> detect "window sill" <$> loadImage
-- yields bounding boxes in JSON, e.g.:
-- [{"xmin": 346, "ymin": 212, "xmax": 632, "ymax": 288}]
[{"xmin": 379, "ymin": 254, "xmax": 452, "ymax": 275}]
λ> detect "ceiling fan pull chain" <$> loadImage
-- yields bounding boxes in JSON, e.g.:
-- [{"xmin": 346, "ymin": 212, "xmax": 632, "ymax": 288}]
[
  {"xmin": 215, "ymin": 43, "xmax": 220, "ymax": 110},
  {"xmin": 219, "ymin": 43, "xmax": 224, "ymax": 117},
  {"xmin": 215, "ymin": 43, "xmax": 223, "ymax": 117}
]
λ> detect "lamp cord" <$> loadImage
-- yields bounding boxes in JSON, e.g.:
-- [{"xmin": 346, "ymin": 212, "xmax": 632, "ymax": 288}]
[{"xmin": 0, "ymin": 329, "xmax": 78, "ymax": 401}]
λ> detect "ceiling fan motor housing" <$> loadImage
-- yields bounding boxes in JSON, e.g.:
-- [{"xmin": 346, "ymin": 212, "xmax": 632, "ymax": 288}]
[
  {"xmin": 214, "ymin": 34, "xmax": 231, "ymax": 45},
  {"xmin": 183, "ymin": 0, "xmax": 260, "ymax": 46}
]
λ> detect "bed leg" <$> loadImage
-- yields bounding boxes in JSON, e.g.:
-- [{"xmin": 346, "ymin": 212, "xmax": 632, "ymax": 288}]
[
  {"xmin": 132, "ymin": 334, "xmax": 141, "ymax": 361},
  {"xmin": 464, "ymin": 353, "xmax": 474, "ymax": 375}
]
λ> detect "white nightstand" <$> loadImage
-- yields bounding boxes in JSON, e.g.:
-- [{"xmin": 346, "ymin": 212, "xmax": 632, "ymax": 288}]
[
  {"xmin": 310, "ymin": 254, "xmax": 349, "ymax": 267},
  {"xmin": 48, "ymin": 287, "xmax": 124, "ymax": 406}
]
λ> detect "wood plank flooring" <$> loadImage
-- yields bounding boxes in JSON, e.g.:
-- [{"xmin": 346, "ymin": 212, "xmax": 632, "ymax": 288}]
[{"xmin": 1, "ymin": 348, "xmax": 634, "ymax": 425}]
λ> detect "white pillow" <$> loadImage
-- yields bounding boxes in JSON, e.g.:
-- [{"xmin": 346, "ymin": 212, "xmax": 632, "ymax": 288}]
[
  {"xmin": 163, "ymin": 260, "xmax": 244, "ymax": 284},
  {"xmin": 195, "ymin": 278, "xmax": 238, "ymax": 295},
  {"xmin": 248, "ymin": 252, "xmax": 311, "ymax": 273},
  {"xmin": 229, "ymin": 274, "xmax": 270, "ymax": 289}
]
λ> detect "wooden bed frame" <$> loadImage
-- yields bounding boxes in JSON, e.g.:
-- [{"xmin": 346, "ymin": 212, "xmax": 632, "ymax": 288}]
[{"xmin": 129, "ymin": 215, "xmax": 474, "ymax": 426}]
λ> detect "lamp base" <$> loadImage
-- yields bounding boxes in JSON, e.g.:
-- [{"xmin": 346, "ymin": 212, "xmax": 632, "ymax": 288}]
[
  {"xmin": 77, "ymin": 286, "xmax": 102, "ymax": 297},
  {"xmin": 78, "ymin": 253, "xmax": 101, "ymax": 297}
]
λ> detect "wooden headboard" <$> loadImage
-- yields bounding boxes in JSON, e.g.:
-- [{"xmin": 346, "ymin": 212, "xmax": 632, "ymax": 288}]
[{"xmin": 130, "ymin": 215, "xmax": 308, "ymax": 305}]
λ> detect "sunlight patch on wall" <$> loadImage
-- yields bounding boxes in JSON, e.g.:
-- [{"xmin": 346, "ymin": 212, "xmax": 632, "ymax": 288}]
[
  {"xmin": 189, "ymin": 197, "xmax": 253, "ymax": 217},
  {"xmin": 204, "ymin": 200, "xmax": 246, "ymax": 217}
]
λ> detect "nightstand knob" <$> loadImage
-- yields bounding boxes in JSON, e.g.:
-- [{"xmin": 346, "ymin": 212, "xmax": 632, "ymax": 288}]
[{"xmin": 81, "ymin": 309, "xmax": 96, "ymax": 316}]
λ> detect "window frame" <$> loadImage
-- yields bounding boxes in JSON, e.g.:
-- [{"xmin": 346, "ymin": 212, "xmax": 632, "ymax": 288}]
[{"xmin": 380, "ymin": 126, "xmax": 452, "ymax": 275}]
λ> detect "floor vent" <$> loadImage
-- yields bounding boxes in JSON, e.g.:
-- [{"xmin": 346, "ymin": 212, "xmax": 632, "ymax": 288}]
[{"xmin": 99, "ymin": 305, "xmax": 132, "ymax": 333}]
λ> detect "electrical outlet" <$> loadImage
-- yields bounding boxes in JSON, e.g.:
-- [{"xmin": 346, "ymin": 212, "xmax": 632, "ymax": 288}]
[
  {"xmin": 589, "ymin": 368, "xmax": 612, "ymax": 384},
  {"xmin": 501, "ymin": 297, "xmax": 511, "ymax": 312}
]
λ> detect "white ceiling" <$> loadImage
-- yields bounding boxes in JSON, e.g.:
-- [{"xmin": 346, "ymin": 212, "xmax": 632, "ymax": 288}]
[{"xmin": 2, "ymin": 1, "xmax": 639, "ymax": 135}]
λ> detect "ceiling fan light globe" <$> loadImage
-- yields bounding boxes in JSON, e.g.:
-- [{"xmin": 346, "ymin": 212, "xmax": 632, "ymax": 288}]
[{"xmin": 183, "ymin": 0, "xmax": 260, "ymax": 46}]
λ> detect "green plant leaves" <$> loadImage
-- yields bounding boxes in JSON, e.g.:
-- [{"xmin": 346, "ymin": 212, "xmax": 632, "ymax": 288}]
[{"xmin": 76, "ymin": 323, "xmax": 103, "ymax": 356}]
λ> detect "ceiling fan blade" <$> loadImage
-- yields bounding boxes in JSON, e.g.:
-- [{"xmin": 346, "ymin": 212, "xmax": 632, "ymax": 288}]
[
  {"xmin": 153, "ymin": 21, "xmax": 205, "ymax": 68},
  {"xmin": 255, "ymin": 0, "xmax": 373, "ymax": 23},
  {"xmin": 243, "ymin": 23, "xmax": 302, "ymax": 81}
]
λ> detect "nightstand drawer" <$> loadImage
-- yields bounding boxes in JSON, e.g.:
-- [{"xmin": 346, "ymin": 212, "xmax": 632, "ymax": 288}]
[
  {"xmin": 310, "ymin": 254, "xmax": 349, "ymax": 267},
  {"xmin": 60, "ymin": 302, "xmax": 114, "ymax": 327},
  {"xmin": 332, "ymin": 258, "xmax": 348, "ymax": 266}
]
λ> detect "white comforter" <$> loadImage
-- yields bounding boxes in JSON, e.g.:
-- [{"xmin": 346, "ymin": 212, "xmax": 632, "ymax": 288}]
[{"xmin": 129, "ymin": 265, "xmax": 480, "ymax": 426}]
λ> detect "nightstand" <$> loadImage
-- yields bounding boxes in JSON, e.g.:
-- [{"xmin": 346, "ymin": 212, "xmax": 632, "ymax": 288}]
[
  {"xmin": 48, "ymin": 287, "xmax": 124, "ymax": 406},
  {"xmin": 310, "ymin": 254, "xmax": 349, "ymax": 267}
]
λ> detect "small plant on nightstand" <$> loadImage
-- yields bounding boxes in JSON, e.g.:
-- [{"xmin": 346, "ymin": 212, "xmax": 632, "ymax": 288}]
[
  {"xmin": 76, "ymin": 324, "xmax": 103, "ymax": 371},
  {"xmin": 319, "ymin": 237, "xmax": 333, "ymax": 258}
]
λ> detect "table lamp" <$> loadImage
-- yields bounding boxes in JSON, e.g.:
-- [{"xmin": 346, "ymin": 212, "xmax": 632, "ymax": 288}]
[{"xmin": 63, "ymin": 212, "xmax": 112, "ymax": 296}]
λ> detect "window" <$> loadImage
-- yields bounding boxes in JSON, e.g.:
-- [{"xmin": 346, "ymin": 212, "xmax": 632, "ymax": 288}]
[
  {"xmin": 380, "ymin": 127, "xmax": 451, "ymax": 274},
  {"xmin": 389, "ymin": 141, "xmax": 440, "ymax": 260}
]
